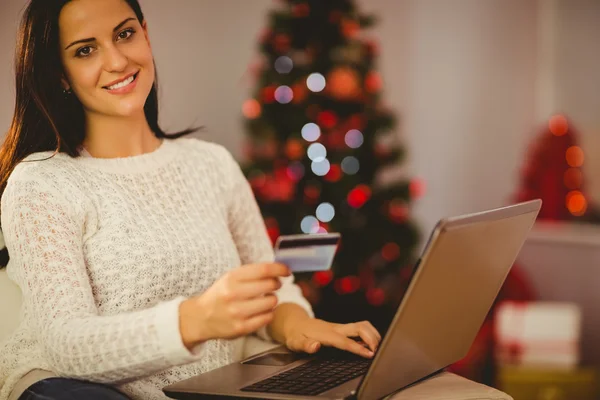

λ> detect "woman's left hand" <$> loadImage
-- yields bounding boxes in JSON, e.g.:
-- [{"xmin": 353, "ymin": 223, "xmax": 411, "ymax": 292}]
[{"xmin": 284, "ymin": 318, "xmax": 382, "ymax": 359}]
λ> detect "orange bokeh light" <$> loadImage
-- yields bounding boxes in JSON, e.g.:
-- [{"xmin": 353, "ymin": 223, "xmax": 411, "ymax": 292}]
[
  {"xmin": 565, "ymin": 146, "xmax": 584, "ymax": 168},
  {"xmin": 563, "ymin": 168, "xmax": 583, "ymax": 190},
  {"xmin": 566, "ymin": 190, "xmax": 587, "ymax": 216},
  {"xmin": 549, "ymin": 114, "xmax": 568, "ymax": 136},
  {"xmin": 242, "ymin": 99, "xmax": 261, "ymax": 119}
]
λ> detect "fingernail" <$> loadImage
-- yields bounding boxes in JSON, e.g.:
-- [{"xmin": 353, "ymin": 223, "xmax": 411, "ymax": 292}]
[{"xmin": 311, "ymin": 342, "xmax": 320, "ymax": 352}]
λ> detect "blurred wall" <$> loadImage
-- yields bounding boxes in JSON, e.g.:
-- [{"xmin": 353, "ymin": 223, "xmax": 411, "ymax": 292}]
[{"xmin": 0, "ymin": 0, "xmax": 597, "ymax": 242}]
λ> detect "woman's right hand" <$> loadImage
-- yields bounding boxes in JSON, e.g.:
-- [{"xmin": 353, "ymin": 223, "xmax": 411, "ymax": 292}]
[{"xmin": 179, "ymin": 262, "xmax": 291, "ymax": 349}]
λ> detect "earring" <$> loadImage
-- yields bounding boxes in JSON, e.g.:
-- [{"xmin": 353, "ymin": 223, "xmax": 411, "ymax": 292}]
[{"xmin": 62, "ymin": 88, "xmax": 72, "ymax": 96}]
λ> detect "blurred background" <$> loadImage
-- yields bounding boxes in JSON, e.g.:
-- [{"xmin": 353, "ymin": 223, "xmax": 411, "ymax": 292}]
[{"xmin": 1, "ymin": 0, "xmax": 599, "ymax": 398}]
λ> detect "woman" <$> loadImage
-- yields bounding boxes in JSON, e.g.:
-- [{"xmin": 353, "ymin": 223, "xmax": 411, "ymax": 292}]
[{"xmin": 0, "ymin": 0, "xmax": 381, "ymax": 399}]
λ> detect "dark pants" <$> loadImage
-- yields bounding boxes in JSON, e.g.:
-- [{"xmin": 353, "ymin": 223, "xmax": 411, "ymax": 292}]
[{"xmin": 18, "ymin": 377, "xmax": 131, "ymax": 400}]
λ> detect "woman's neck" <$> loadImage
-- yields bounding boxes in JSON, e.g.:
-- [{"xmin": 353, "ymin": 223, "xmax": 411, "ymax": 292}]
[{"xmin": 82, "ymin": 113, "xmax": 162, "ymax": 159}]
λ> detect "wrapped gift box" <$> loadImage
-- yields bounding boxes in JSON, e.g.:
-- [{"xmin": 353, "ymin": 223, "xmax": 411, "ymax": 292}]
[
  {"xmin": 494, "ymin": 301, "xmax": 581, "ymax": 369},
  {"xmin": 497, "ymin": 366, "xmax": 599, "ymax": 400}
]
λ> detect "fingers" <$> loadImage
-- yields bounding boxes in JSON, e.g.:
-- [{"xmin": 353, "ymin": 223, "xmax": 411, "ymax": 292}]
[
  {"xmin": 287, "ymin": 335, "xmax": 321, "ymax": 354},
  {"xmin": 317, "ymin": 331, "xmax": 374, "ymax": 359},
  {"xmin": 232, "ymin": 263, "xmax": 291, "ymax": 281},
  {"xmin": 336, "ymin": 321, "xmax": 381, "ymax": 354},
  {"xmin": 229, "ymin": 294, "xmax": 278, "ymax": 319},
  {"xmin": 236, "ymin": 311, "xmax": 274, "ymax": 337},
  {"xmin": 234, "ymin": 279, "xmax": 282, "ymax": 299}
]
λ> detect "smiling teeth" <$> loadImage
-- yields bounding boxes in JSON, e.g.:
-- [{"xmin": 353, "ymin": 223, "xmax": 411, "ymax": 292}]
[{"xmin": 107, "ymin": 75, "xmax": 135, "ymax": 90}]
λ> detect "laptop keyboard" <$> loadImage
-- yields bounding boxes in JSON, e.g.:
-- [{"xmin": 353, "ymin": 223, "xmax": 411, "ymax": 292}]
[{"xmin": 241, "ymin": 356, "xmax": 371, "ymax": 396}]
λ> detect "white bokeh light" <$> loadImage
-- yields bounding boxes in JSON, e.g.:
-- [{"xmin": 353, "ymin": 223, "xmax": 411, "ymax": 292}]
[
  {"xmin": 345, "ymin": 129, "xmax": 364, "ymax": 149},
  {"xmin": 307, "ymin": 143, "xmax": 327, "ymax": 162},
  {"xmin": 301, "ymin": 123, "xmax": 321, "ymax": 142},
  {"xmin": 301, "ymin": 216, "xmax": 320, "ymax": 233},
  {"xmin": 311, "ymin": 159, "xmax": 331, "ymax": 176},
  {"xmin": 341, "ymin": 156, "xmax": 360, "ymax": 175},
  {"xmin": 306, "ymin": 73, "xmax": 326, "ymax": 92},
  {"xmin": 316, "ymin": 203, "xmax": 335, "ymax": 222},
  {"xmin": 274, "ymin": 86, "xmax": 293, "ymax": 104},
  {"xmin": 274, "ymin": 56, "xmax": 293, "ymax": 74}
]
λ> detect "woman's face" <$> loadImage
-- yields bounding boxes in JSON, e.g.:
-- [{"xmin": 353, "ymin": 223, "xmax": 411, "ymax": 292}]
[{"xmin": 58, "ymin": 0, "xmax": 154, "ymax": 119}]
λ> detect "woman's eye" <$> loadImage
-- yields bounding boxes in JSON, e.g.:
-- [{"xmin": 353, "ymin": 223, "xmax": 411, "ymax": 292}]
[
  {"xmin": 76, "ymin": 46, "xmax": 93, "ymax": 57},
  {"xmin": 117, "ymin": 28, "xmax": 135, "ymax": 40}
]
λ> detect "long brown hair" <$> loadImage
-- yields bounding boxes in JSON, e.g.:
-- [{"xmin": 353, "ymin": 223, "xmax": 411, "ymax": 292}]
[{"xmin": 0, "ymin": 0, "xmax": 198, "ymax": 267}]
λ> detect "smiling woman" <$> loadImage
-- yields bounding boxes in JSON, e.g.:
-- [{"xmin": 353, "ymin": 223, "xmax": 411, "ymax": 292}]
[{"xmin": 0, "ymin": 0, "xmax": 381, "ymax": 400}]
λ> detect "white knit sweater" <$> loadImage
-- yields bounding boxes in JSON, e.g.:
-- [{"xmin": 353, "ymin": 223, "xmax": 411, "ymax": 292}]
[{"xmin": 0, "ymin": 137, "xmax": 313, "ymax": 399}]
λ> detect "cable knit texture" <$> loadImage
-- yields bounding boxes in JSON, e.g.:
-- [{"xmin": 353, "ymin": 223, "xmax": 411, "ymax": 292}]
[{"xmin": 0, "ymin": 137, "xmax": 313, "ymax": 399}]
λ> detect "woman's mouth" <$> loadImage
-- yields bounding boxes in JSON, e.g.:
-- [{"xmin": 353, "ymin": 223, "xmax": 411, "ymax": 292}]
[{"xmin": 103, "ymin": 72, "xmax": 139, "ymax": 94}]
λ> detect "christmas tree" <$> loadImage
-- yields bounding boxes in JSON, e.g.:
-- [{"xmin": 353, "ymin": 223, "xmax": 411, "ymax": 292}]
[
  {"xmin": 514, "ymin": 114, "xmax": 600, "ymax": 223},
  {"xmin": 240, "ymin": 0, "xmax": 421, "ymax": 334}
]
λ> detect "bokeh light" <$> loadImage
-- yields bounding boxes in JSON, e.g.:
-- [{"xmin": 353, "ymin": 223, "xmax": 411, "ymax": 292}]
[
  {"xmin": 301, "ymin": 123, "xmax": 321, "ymax": 142},
  {"xmin": 316, "ymin": 202, "xmax": 335, "ymax": 222},
  {"xmin": 566, "ymin": 146, "xmax": 584, "ymax": 167},
  {"xmin": 274, "ymin": 85, "xmax": 293, "ymax": 104},
  {"xmin": 564, "ymin": 168, "xmax": 583, "ymax": 190},
  {"xmin": 341, "ymin": 156, "xmax": 360, "ymax": 175},
  {"xmin": 306, "ymin": 73, "xmax": 326, "ymax": 92},
  {"xmin": 311, "ymin": 159, "xmax": 331, "ymax": 176},
  {"xmin": 345, "ymin": 129, "xmax": 364, "ymax": 149},
  {"xmin": 549, "ymin": 114, "xmax": 568, "ymax": 136},
  {"xmin": 242, "ymin": 99, "xmax": 261, "ymax": 119},
  {"xmin": 566, "ymin": 190, "xmax": 587, "ymax": 216},
  {"xmin": 301, "ymin": 216, "xmax": 320, "ymax": 233},
  {"xmin": 274, "ymin": 56, "xmax": 293, "ymax": 74},
  {"xmin": 307, "ymin": 143, "xmax": 327, "ymax": 162}
]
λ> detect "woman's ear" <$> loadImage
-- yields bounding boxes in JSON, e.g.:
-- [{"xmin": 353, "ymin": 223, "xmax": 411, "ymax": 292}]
[{"xmin": 61, "ymin": 76, "xmax": 71, "ymax": 92}]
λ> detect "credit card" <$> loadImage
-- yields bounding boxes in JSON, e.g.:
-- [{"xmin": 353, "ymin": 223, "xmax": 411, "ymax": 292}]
[{"xmin": 274, "ymin": 233, "xmax": 341, "ymax": 273}]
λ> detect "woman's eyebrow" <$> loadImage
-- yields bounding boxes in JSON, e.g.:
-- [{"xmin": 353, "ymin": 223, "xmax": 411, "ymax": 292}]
[{"xmin": 64, "ymin": 17, "xmax": 136, "ymax": 50}]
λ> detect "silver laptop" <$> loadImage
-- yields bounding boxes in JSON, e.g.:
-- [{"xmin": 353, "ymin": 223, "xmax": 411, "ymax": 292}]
[{"xmin": 163, "ymin": 199, "xmax": 541, "ymax": 400}]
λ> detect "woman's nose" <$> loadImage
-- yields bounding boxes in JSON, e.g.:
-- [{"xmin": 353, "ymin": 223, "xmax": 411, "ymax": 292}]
[{"xmin": 103, "ymin": 44, "xmax": 128, "ymax": 72}]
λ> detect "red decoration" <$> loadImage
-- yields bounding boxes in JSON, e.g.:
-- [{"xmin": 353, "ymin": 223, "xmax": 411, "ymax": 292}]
[
  {"xmin": 262, "ymin": 86, "xmax": 276, "ymax": 103},
  {"xmin": 366, "ymin": 288, "xmax": 385, "ymax": 306},
  {"xmin": 364, "ymin": 39, "xmax": 379, "ymax": 57},
  {"xmin": 365, "ymin": 71, "xmax": 382, "ymax": 93},
  {"xmin": 388, "ymin": 199, "xmax": 409, "ymax": 223},
  {"xmin": 565, "ymin": 146, "xmax": 584, "ymax": 167},
  {"xmin": 292, "ymin": 3, "xmax": 310, "ymax": 18},
  {"xmin": 326, "ymin": 67, "xmax": 361, "ymax": 101},
  {"xmin": 324, "ymin": 164, "xmax": 342, "ymax": 182},
  {"xmin": 285, "ymin": 139, "xmax": 304, "ymax": 160},
  {"xmin": 304, "ymin": 185, "xmax": 321, "ymax": 203},
  {"xmin": 326, "ymin": 130, "xmax": 346, "ymax": 150},
  {"xmin": 258, "ymin": 28, "xmax": 272, "ymax": 44},
  {"xmin": 346, "ymin": 114, "xmax": 366, "ymax": 131},
  {"xmin": 312, "ymin": 271, "xmax": 333, "ymax": 287},
  {"xmin": 549, "ymin": 114, "xmax": 568, "ymax": 136},
  {"xmin": 291, "ymin": 81, "xmax": 308, "ymax": 104},
  {"xmin": 273, "ymin": 33, "xmax": 291, "ymax": 53},
  {"xmin": 347, "ymin": 185, "xmax": 372, "ymax": 208},
  {"xmin": 409, "ymin": 179, "xmax": 426, "ymax": 199},
  {"xmin": 341, "ymin": 19, "xmax": 360, "ymax": 38},
  {"xmin": 242, "ymin": 99, "xmax": 261, "ymax": 119},
  {"xmin": 381, "ymin": 242, "xmax": 400, "ymax": 262},
  {"xmin": 514, "ymin": 116, "xmax": 597, "ymax": 220},
  {"xmin": 335, "ymin": 276, "xmax": 361, "ymax": 294},
  {"xmin": 317, "ymin": 110, "xmax": 338, "ymax": 129}
]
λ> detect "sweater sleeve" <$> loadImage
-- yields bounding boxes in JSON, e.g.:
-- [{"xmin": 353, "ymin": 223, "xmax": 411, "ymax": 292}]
[
  {"xmin": 221, "ymin": 148, "xmax": 314, "ymax": 341},
  {"xmin": 1, "ymin": 172, "xmax": 206, "ymax": 384}
]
